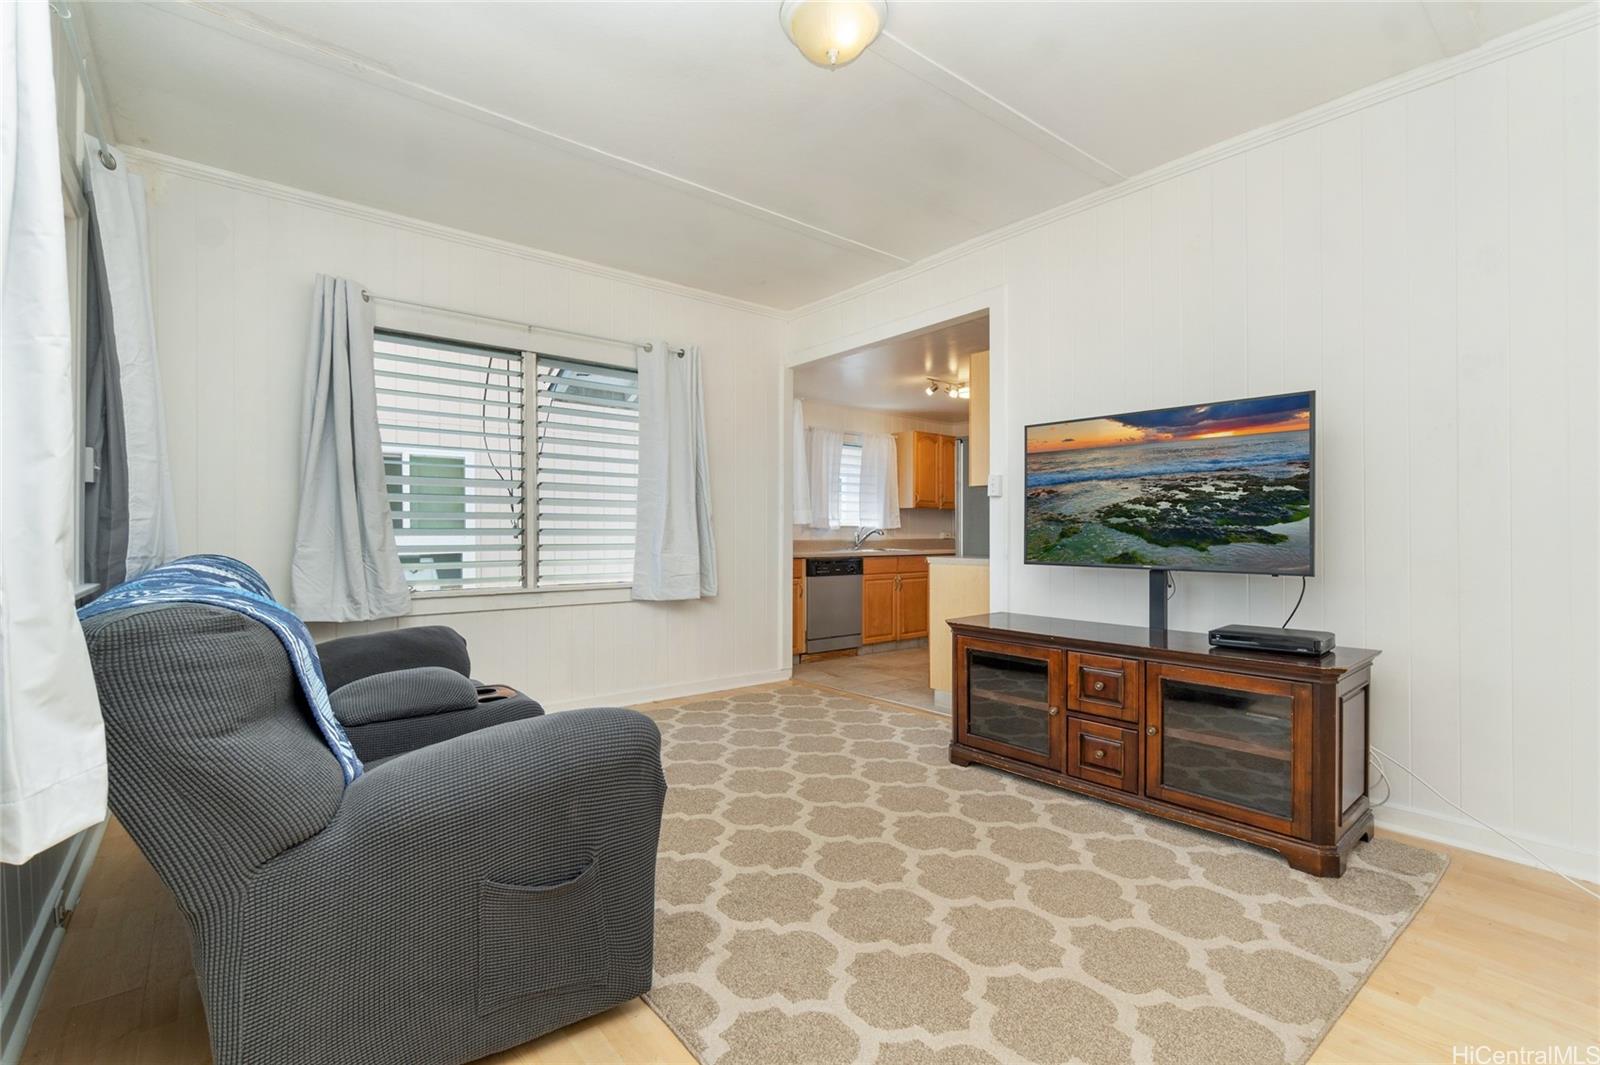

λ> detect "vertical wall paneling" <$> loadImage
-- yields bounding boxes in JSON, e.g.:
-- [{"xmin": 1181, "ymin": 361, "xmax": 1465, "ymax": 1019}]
[
  {"xmin": 785, "ymin": 28, "xmax": 1599, "ymax": 877},
  {"xmin": 1360, "ymin": 99, "xmax": 1413, "ymax": 805},
  {"xmin": 1403, "ymin": 79, "xmax": 1462, "ymax": 820},
  {"xmin": 1505, "ymin": 45, "xmax": 1572, "ymax": 845},
  {"xmin": 1563, "ymin": 29, "xmax": 1600, "ymax": 854},
  {"xmin": 1453, "ymin": 61, "xmax": 1517, "ymax": 834},
  {"xmin": 134, "ymin": 155, "xmax": 788, "ymax": 709}
]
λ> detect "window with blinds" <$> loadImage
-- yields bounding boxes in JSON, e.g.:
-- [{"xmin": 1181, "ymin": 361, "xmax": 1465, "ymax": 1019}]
[
  {"xmin": 373, "ymin": 331, "xmax": 525, "ymax": 592},
  {"xmin": 839, "ymin": 439, "xmax": 864, "ymax": 528},
  {"xmin": 534, "ymin": 356, "xmax": 640, "ymax": 587}
]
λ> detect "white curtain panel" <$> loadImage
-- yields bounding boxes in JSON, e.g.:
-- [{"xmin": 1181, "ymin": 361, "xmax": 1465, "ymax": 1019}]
[
  {"xmin": 857, "ymin": 432, "xmax": 903, "ymax": 530},
  {"xmin": 288, "ymin": 276, "xmax": 411, "ymax": 621},
  {"xmin": 83, "ymin": 135, "xmax": 179, "ymax": 579},
  {"xmin": 632, "ymin": 341, "xmax": 718, "ymax": 600},
  {"xmin": 0, "ymin": 2, "xmax": 107, "ymax": 863},
  {"xmin": 791, "ymin": 398, "xmax": 811, "ymax": 526},
  {"xmin": 805, "ymin": 427, "xmax": 844, "ymax": 531}
]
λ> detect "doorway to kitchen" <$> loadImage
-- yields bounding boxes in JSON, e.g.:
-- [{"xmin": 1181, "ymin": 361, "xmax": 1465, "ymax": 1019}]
[{"xmin": 788, "ymin": 311, "xmax": 991, "ymax": 714}]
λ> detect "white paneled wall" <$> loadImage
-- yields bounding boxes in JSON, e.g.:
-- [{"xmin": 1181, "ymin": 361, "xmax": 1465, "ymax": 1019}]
[
  {"xmin": 135, "ymin": 153, "xmax": 789, "ymax": 708},
  {"xmin": 789, "ymin": 27, "xmax": 1599, "ymax": 877}
]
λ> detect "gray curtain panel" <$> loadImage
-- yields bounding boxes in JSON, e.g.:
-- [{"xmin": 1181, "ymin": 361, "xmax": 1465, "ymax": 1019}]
[
  {"xmin": 81, "ymin": 136, "xmax": 179, "ymax": 591},
  {"xmin": 288, "ymin": 276, "xmax": 410, "ymax": 622},
  {"xmin": 81, "ymin": 214, "xmax": 129, "ymax": 590}
]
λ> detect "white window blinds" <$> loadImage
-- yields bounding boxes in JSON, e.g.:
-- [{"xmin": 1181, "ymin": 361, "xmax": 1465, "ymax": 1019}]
[
  {"xmin": 373, "ymin": 332, "xmax": 525, "ymax": 592},
  {"xmin": 839, "ymin": 439, "xmax": 864, "ymax": 528},
  {"xmin": 534, "ymin": 356, "xmax": 640, "ymax": 587}
]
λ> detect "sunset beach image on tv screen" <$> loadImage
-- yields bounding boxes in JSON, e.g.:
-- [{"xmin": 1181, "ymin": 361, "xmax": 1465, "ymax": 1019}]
[{"xmin": 1024, "ymin": 392, "xmax": 1314, "ymax": 574}]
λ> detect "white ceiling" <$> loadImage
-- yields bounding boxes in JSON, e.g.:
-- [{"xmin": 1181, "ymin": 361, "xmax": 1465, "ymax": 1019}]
[
  {"xmin": 79, "ymin": 1, "xmax": 1579, "ymax": 309},
  {"xmin": 794, "ymin": 312, "xmax": 988, "ymax": 421}
]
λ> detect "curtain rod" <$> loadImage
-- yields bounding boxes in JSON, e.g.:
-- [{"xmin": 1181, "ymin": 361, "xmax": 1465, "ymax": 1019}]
[
  {"xmin": 360, "ymin": 290, "xmax": 683, "ymax": 356},
  {"xmin": 49, "ymin": 3, "xmax": 117, "ymax": 170}
]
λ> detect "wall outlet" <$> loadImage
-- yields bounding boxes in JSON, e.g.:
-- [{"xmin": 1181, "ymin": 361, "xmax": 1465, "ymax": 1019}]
[{"xmin": 987, "ymin": 474, "xmax": 1002, "ymax": 498}]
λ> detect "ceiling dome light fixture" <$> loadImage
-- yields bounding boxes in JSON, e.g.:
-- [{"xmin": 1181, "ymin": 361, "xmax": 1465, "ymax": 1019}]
[{"xmin": 780, "ymin": 0, "xmax": 887, "ymax": 70}]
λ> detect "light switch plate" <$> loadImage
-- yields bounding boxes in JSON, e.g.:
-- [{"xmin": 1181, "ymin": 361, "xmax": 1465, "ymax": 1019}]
[{"xmin": 987, "ymin": 474, "xmax": 1002, "ymax": 498}]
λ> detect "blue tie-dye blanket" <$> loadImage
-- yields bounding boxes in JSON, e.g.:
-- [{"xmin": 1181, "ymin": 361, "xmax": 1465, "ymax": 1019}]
[{"xmin": 78, "ymin": 554, "xmax": 363, "ymax": 783}]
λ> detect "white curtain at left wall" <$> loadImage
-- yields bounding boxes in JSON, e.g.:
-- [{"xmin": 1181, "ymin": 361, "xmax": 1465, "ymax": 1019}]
[
  {"xmin": 0, "ymin": 1, "xmax": 107, "ymax": 863},
  {"xmin": 791, "ymin": 398, "xmax": 811, "ymax": 526},
  {"xmin": 633, "ymin": 341, "xmax": 717, "ymax": 600}
]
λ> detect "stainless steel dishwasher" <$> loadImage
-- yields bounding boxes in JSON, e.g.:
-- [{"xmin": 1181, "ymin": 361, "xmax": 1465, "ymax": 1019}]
[{"xmin": 804, "ymin": 557, "xmax": 863, "ymax": 654}]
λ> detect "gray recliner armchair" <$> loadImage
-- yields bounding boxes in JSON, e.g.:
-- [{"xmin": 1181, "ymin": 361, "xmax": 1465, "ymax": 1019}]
[{"xmin": 81, "ymin": 603, "xmax": 667, "ymax": 1065}]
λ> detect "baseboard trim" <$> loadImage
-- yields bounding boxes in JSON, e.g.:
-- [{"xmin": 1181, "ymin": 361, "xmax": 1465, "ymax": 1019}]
[
  {"xmin": 1374, "ymin": 802, "xmax": 1598, "ymax": 884},
  {"xmin": 541, "ymin": 668, "xmax": 794, "ymax": 713},
  {"xmin": 0, "ymin": 821, "xmax": 106, "ymax": 1065}
]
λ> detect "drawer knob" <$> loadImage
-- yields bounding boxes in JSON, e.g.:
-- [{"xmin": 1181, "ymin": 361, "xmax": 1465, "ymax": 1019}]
[
  {"xmin": 1092, "ymin": 749, "xmax": 1105, "ymax": 760},
  {"xmin": 1093, "ymin": 680, "xmax": 1106, "ymax": 692},
  {"xmin": 1048, "ymin": 705, "xmax": 1059, "ymax": 717},
  {"xmin": 1147, "ymin": 726, "xmax": 1157, "ymax": 736}
]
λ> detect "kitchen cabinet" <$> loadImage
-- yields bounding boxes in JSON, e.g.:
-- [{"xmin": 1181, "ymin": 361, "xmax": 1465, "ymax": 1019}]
[
  {"xmin": 862, "ymin": 556, "xmax": 929, "ymax": 644},
  {"xmin": 862, "ymin": 571, "xmax": 896, "ymax": 644},
  {"xmin": 894, "ymin": 431, "xmax": 957, "ymax": 510},
  {"xmin": 967, "ymin": 350, "xmax": 989, "ymax": 488},
  {"xmin": 792, "ymin": 558, "xmax": 805, "ymax": 655}
]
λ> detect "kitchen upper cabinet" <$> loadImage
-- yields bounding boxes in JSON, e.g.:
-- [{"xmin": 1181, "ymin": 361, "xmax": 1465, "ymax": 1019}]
[
  {"xmin": 894, "ymin": 431, "xmax": 958, "ymax": 510},
  {"xmin": 967, "ymin": 350, "xmax": 989, "ymax": 488},
  {"xmin": 937, "ymin": 436, "xmax": 956, "ymax": 509}
]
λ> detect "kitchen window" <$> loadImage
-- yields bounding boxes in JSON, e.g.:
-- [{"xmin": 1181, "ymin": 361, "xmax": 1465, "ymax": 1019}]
[{"xmin": 838, "ymin": 438, "xmax": 864, "ymax": 528}]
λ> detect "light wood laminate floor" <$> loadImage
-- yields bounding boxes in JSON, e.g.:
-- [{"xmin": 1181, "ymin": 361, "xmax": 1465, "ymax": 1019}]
[{"xmin": 20, "ymin": 683, "xmax": 1598, "ymax": 1065}]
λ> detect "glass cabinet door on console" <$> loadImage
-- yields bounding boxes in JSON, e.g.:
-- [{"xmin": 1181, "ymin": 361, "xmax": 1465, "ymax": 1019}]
[
  {"xmin": 955, "ymin": 638, "xmax": 1065, "ymax": 770},
  {"xmin": 1144, "ymin": 664, "xmax": 1312, "ymax": 839}
]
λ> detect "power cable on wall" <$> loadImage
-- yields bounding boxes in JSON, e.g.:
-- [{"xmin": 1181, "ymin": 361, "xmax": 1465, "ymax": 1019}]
[{"xmin": 1368, "ymin": 745, "xmax": 1599, "ymax": 902}]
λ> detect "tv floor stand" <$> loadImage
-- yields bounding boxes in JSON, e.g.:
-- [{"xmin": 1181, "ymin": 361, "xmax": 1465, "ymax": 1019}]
[
  {"xmin": 1148, "ymin": 569, "xmax": 1170, "ymax": 640},
  {"xmin": 949, "ymin": 612, "xmax": 1379, "ymax": 876}
]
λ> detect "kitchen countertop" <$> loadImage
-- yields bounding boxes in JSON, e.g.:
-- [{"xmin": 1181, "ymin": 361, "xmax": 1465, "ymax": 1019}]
[
  {"xmin": 793, "ymin": 546, "xmax": 957, "ymax": 560},
  {"xmin": 927, "ymin": 556, "xmax": 989, "ymax": 566}
]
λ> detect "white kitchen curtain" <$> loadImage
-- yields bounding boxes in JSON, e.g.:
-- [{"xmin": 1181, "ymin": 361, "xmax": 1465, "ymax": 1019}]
[
  {"xmin": 1, "ymin": 2, "xmax": 107, "ymax": 863},
  {"xmin": 856, "ymin": 432, "xmax": 902, "ymax": 530},
  {"xmin": 805, "ymin": 427, "xmax": 844, "ymax": 531},
  {"xmin": 82, "ymin": 135, "xmax": 180, "ymax": 586},
  {"xmin": 632, "ymin": 341, "xmax": 718, "ymax": 600},
  {"xmin": 288, "ymin": 276, "xmax": 411, "ymax": 621},
  {"xmin": 791, "ymin": 398, "xmax": 811, "ymax": 526}
]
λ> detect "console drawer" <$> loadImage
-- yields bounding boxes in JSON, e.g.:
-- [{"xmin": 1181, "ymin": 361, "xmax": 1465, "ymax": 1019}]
[
  {"xmin": 1067, "ymin": 652, "xmax": 1142, "ymax": 723},
  {"xmin": 1067, "ymin": 717, "xmax": 1138, "ymax": 793}
]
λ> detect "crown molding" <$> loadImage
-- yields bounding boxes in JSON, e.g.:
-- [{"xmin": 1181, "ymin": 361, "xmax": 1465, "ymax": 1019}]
[
  {"xmin": 786, "ymin": 5, "xmax": 1600, "ymax": 323},
  {"xmin": 119, "ymin": 146, "xmax": 789, "ymax": 321}
]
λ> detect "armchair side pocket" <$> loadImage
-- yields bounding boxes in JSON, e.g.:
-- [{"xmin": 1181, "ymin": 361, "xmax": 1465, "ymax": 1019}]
[{"xmin": 477, "ymin": 858, "xmax": 612, "ymax": 1015}]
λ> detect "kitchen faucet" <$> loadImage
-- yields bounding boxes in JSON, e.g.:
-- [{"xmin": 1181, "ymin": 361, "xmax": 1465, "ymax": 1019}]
[{"xmin": 851, "ymin": 527, "xmax": 886, "ymax": 549}]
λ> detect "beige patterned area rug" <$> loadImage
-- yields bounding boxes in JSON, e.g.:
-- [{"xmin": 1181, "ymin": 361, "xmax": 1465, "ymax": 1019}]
[{"xmin": 639, "ymin": 684, "xmax": 1447, "ymax": 1065}]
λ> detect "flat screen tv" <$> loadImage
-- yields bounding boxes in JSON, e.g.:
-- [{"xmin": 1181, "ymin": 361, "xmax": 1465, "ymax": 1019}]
[{"xmin": 1024, "ymin": 391, "xmax": 1314, "ymax": 576}]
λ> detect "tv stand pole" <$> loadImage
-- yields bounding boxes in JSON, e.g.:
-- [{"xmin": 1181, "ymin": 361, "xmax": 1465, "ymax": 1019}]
[{"xmin": 1149, "ymin": 569, "xmax": 1169, "ymax": 642}]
